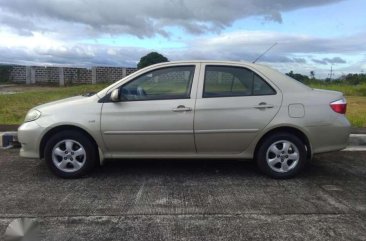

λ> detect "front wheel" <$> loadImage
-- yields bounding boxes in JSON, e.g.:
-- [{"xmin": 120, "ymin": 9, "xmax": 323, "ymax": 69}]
[
  {"xmin": 44, "ymin": 130, "xmax": 98, "ymax": 178},
  {"xmin": 256, "ymin": 132, "xmax": 307, "ymax": 179}
]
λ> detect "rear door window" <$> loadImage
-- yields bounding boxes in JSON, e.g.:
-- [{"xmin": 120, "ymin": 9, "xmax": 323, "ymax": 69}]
[{"xmin": 203, "ymin": 66, "xmax": 275, "ymax": 97}]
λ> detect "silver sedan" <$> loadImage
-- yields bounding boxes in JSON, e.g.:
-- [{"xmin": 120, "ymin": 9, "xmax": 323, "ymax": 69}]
[{"xmin": 18, "ymin": 61, "xmax": 350, "ymax": 178}]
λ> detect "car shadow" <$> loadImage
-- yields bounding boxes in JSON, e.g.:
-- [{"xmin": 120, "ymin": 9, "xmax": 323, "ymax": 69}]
[
  {"xmin": 29, "ymin": 151, "xmax": 360, "ymax": 181},
  {"xmin": 87, "ymin": 152, "xmax": 361, "ymax": 181},
  {"xmin": 92, "ymin": 158, "xmax": 262, "ymax": 180}
]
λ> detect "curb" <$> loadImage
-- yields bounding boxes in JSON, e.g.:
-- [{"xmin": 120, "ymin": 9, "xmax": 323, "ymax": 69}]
[
  {"xmin": 343, "ymin": 134, "xmax": 366, "ymax": 151},
  {"xmin": 351, "ymin": 128, "xmax": 366, "ymax": 135},
  {"xmin": 1, "ymin": 132, "xmax": 366, "ymax": 150},
  {"xmin": 348, "ymin": 134, "xmax": 366, "ymax": 146}
]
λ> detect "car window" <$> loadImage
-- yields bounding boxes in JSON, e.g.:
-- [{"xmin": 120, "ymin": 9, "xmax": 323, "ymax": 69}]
[
  {"xmin": 203, "ymin": 66, "xmax": 275, "ymax": 97},
  {"xmin": 120, "ymin": 66, "xmax": 195, "ymax": 101},
  {"xmin": 253, "ymin": 73, "xmax": 276, "ymax": 95}
]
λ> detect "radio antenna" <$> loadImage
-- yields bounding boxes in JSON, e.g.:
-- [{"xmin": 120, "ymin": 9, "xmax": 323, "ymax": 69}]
[{"xmin": 252, "ymin": 42, "xmax": 278, "ymax": 63}]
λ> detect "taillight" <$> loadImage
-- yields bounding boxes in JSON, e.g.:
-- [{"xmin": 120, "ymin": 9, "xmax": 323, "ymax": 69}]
[{"xmin": 330, "ymin": 99, "xmax": 347, "ymax": 114}]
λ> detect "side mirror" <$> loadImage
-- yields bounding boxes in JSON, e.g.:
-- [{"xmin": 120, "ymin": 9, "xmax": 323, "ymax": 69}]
[{"xmin": 110, "ymin": 89, "xmax": 120, "ymax": 102}]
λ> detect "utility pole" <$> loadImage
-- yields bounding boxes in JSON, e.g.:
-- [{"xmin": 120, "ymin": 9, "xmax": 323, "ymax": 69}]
[{"xmin": 329, "ymin": 65, "xmax": 333, "ymax": 81}]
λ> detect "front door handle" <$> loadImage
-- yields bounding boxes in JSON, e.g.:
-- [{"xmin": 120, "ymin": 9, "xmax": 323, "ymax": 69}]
[
  {"xmin": 253, "ymin": 102, "xmax": 274, "ymax": 110},
  {"xmin": 172, "ymin": 105, "xmax": 192, "ymax": 112}
]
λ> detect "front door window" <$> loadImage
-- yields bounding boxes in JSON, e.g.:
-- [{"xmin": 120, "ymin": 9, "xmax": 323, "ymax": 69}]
[{"xmin": 120, "ymin": 66, "xmax": 195, "ymax": 101}]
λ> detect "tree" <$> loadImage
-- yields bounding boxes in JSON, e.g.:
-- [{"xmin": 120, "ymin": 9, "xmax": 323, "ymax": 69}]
[
  {"xmin": 286, "ymin": 71, "xmax": 310, "ymax": 83},
  {"xmin": 137, "ymin": 52, "xmax": 169, "ymax": 69},
  {"xmin": 310, "ymin": 71, "xmax": 315, "ymax": 79},
  {"xmin": 0, "ymin": 65, "xmax": 13, "ymax": 82}
]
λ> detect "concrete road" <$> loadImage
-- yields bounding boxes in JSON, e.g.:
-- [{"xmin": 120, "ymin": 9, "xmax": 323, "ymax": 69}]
[{"xmin": 0, "ymin": 149, "xmax": 365, "ymax": 240}]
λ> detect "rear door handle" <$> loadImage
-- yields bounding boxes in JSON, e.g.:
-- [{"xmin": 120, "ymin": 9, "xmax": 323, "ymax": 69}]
[
  {"xmin": 172, "ymin": 105, "xmax": 192, "ymax": 112},
  {"xmin": 253, "ymin": 102, "xmax": 274, "ymax": 109}
]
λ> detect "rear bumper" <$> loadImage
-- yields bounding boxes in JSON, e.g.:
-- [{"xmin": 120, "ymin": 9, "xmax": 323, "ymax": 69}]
[
  {"xmin": 308, "ymin": 115, "xmax": 351, "ymax": 154},
  {"xmin": 18, "ymin": 121, "xmax": 45, "ymax": 158}
]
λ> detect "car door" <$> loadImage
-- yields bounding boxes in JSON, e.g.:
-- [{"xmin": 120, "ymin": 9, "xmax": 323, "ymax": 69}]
[
  {"xmin": 101, "ymin": 64, "xmax": 199, "ymax": 156},
  {"xmin": 194, "ymin": 64, "xmax": 282, "ymax": 154}
]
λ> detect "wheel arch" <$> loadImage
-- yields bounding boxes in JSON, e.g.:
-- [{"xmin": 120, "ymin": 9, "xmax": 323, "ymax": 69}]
[
  {"xmin": 254, "ymin": 126, "xmax": 312, "ymax": 160},
  {"xmin": 39, "ymin": 125, "xmax": 99, "ymax": 159}
]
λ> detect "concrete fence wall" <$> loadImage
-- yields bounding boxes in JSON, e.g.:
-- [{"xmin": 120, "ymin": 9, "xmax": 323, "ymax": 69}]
[{"xmin": 7, "ymin": 65, "xmax": 138, "ymax": 86}]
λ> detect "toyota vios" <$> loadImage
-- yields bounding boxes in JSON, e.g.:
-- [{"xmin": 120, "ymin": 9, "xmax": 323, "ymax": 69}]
[{"xmin": 18, "ymin": 61, "xmax": 350, "ymax": 178}]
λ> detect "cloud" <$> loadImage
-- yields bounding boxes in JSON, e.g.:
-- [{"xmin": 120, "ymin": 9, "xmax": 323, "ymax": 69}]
[
  {"xmin": 293, "ymin": 58, "xmax": 307, "ymax": 64},
  {"xmin": 163, "ymin": 30, "xmax": 365, "ymax": 67},
  {"xmin": 0, "ymin": 0, "xmax": 343, "ymax": 38},
  {"xmin": 312, "ymin": 59, "xmax": 328, "ymax": 65},
  {"xmin": 189, "ymin": 31, "xmax": 366, "ymax": 55},
  {"xmin": 0, "ymin": 0, "xmax": 363, "ymax": 80},
  {"xmin": 312, "ymin": 57, "xmax": 347, "ymax": 65},
  {"xmin": 0, "ymin": 44, "xmax": 147, "ymax": 67},
  {"xmin": 0, "ymin": 30, "xmax": 361, "ymax": 70},
  {"xmin": 324, "ymin": 57, "xmax": 347, "ymax": 64}
]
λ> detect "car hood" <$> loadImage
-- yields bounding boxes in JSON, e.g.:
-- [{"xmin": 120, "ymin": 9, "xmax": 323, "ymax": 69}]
[
  {"xmin": 34, "ymin": 96, "xmax": 85, "ymax": 110},
  {"xmin": 33, "ymin": 95, "xmax": 99, "ymax": 113}
]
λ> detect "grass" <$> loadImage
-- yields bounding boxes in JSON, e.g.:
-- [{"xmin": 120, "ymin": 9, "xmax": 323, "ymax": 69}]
[
  {"xmin": 0, "ymin": 83, "xmax": 365, "ymax": 127},
  {"xmin": 308, "ymin": 83, "xmax": 366, "ymax": 127},
  {"xmin": 0, "ymin": 84, "xmax": 109, "ymax": 124},
  {"xmin": 309, "ymin": 83, "xmax": 366, "ymax": 96},
  {"xmin": 344, "ymin": 96, "xmax": 366, "ymax": 127}
]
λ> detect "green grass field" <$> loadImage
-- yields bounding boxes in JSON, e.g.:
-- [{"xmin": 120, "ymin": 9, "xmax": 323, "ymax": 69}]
[
  {"xmin": 0, "ymin": 84, "xmax": 109, "ymax": 124},
  {"xmin": 344, "ymin": 96, "xmax": 366, "ymax": 127},
  {"xmin": 308, "ymin": 83, "xmax": 366, "ymax": 127},
  {"xmin": 0, "ymin": 83, "xmax": 365, "ymax": 127},
  {"xmin": 309, "ymin": 83, "xmax": 366, "ymax": 96}
]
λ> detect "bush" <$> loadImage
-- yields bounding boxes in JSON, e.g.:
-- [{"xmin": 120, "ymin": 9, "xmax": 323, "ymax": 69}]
[{"xmin": 0, "ymin": 65, "xmax": 13, "ymax": 83}]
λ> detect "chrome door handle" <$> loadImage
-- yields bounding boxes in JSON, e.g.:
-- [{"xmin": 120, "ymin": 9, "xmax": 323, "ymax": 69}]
[
  {"xmin": 253, "ymin": 102, "xmax": 274, "ymax": 109},
  {"xmin": 172, "ymin": 105, "xmax": 192, "ymax": 112}
]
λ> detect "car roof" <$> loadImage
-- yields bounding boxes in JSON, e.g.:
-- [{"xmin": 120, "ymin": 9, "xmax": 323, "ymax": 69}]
[
  {"xmin": 158, "ymin": 60, "xmax": 257, "ymax": 67},
  {"xmin": 151, "ymin": 60, "xmax": 278, "ymax": 74}
]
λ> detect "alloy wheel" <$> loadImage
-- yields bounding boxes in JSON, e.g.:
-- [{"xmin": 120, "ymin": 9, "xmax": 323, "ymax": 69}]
[
  {"xmin": 51, "ymin": 139, "xmax": 86, "ymax": 173},
  {"xmin": 265, "ymin": 140, "xmax": 300, "ymax": 173}
]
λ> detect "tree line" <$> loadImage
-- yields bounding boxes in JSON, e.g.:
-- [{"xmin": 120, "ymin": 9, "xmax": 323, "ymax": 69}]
[{"xmin": 286, "ymin": 71, "xmax": 366, "ymax": 85}]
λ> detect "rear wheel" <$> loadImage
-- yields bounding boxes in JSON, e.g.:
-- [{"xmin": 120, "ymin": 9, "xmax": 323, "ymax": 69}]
[
  {"xmin": 44, "ymin": 130, "xmax": 98, "ymax": 178},
  {"xmin": 256, "ymin": 132, "xmax": 307, "ymax": 179}
]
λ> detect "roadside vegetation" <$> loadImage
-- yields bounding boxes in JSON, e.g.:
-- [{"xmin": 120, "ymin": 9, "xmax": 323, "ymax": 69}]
[
  {"xmin": 0, "ymin": 84, "xmax": 109, "ymax": 124},
  {"xmin": 0, "ymin": 72, "xmax": 365, "ymax": 127},
  {"xmin": 309, "ymin": 83, "xmax": 366, "ymax": 96},
  {"xmin": 0, "ymin": 65, "xmax": 13, "ymax": 83},
  {"xmin": 287, "ymin": 71, "xmax": 366, "ymax": 96},
  {"xmin": 344, "ymin": 96, "xmax": 366, "ymax": 127},
  {"xmin": 290, "ymin": 71, "xmax": 366, "ymax": 127}
]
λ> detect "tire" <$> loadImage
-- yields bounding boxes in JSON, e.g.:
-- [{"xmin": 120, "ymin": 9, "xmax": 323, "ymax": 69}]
[
  {"xmin": 44, "ymin": 130, "xmax": 98, "ymax": 178},
  {"xmin": 256, "ymin": 132, "xmax": 307, "ymax": 179}
]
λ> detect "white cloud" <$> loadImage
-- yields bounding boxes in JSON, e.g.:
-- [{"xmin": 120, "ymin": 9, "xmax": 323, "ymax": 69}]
[
  {"xmin": 0, "ymin": 29, "xmax": 364, "ymax": 78},
  {"xmin": 193, "ymin": 31, "xmax": 366, "ymax": 55},
  {"xmin": 0, "ymin": 0, "xmax": 364, "ymax": 78},
  {"xmin": 0, "ymin": 0, "xmax": 343, "ymax": 38},
  {"xmin": 177, "ymin": 31, "xmax": 364, "ymax": 77}
]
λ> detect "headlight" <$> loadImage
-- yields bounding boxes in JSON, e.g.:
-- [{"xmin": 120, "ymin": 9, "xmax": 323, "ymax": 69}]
[{"xmin": 24, "ymin": 109, "xmax": 41, "ymax": 122}]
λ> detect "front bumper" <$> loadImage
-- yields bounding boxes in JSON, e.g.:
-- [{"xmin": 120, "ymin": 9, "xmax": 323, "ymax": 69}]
[{"xmin": 18, "ymin": 121, "xmax": 45, "ymax": 158}]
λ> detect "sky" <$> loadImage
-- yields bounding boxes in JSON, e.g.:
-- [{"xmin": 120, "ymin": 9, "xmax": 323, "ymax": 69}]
[{"xmin": 0, "ymin": 0, "xmax": 365, "ymax": 78}]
